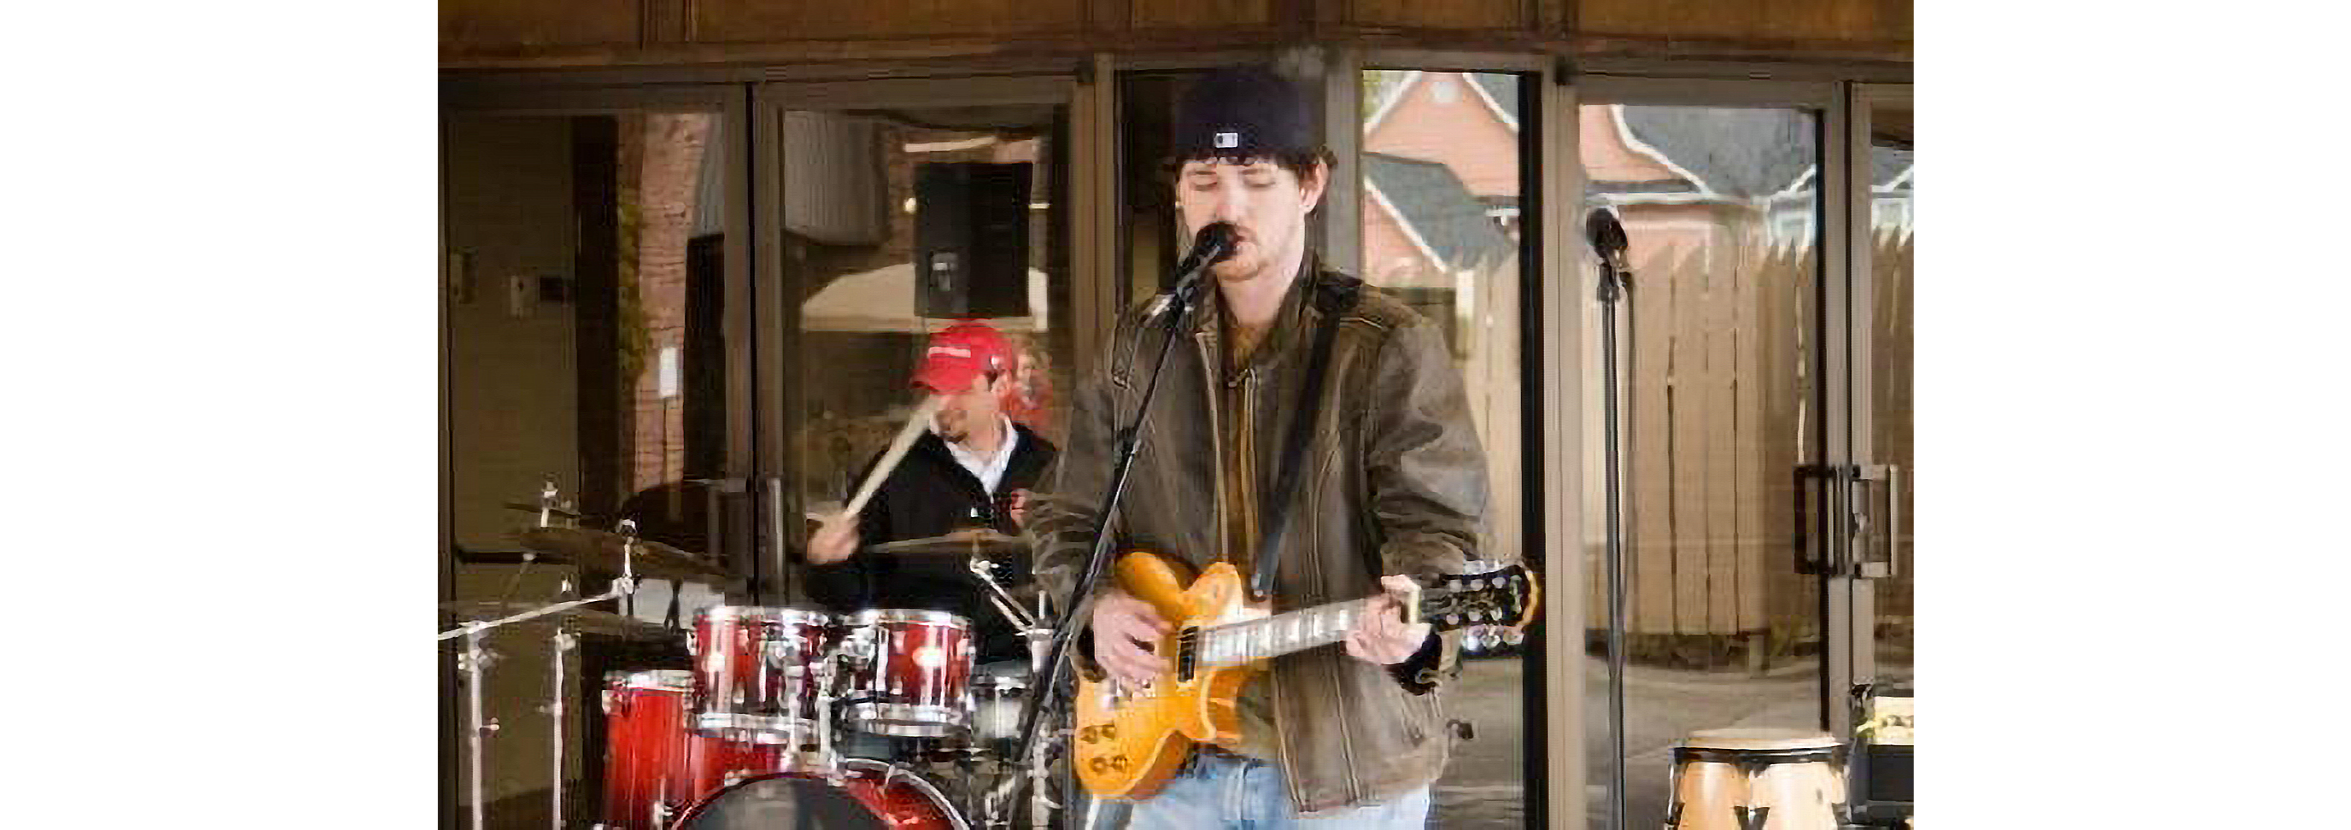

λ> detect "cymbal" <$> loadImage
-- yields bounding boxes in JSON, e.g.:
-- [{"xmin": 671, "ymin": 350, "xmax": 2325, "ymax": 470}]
[
  {"xmin": 502, "ymin": 501, "xmax": 584, "ymax": 521},
  {"xmin": 869, "ymin": 528, "xmax": 1031, "ymax": 557},
  {"xmin": 440, "ymin": 600, "xmax": 681, "ymax": 640},
  {"xmin": 518, "ymin": 526, "xmax": 731, "ymax": 580}
]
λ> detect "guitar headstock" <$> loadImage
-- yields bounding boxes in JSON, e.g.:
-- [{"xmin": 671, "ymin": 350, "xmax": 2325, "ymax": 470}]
[{"xmin": 1415, "ymin": 563, "xmax": 1542, "ymax": 649}]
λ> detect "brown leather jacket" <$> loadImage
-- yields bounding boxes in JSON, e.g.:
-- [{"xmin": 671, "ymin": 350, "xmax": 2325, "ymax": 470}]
[{"xmin": 1029, "ymin": 259, "xmax": 1490, "ymax": 814}]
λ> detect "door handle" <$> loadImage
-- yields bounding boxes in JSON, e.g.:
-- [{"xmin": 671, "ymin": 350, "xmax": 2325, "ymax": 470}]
[
  {"xmin": 1793, "ymin": 465, "xmax": 1839, "ymax": 576},
  {"xmin": 1853, "ymin": 464, "xmax": 1903, "ymax": 580}
]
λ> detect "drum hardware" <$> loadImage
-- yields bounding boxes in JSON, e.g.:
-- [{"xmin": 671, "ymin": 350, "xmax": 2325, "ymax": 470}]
[
  {"xmin": 439, "ymin": 523, "xmax": 645, "ymax": 830},
  {"xmin": 961, "ymin": 543, "xmax": 1056, "ymax": 825},
  {"xmin": 440, "ymin": 600, "xmax": 677, "ymax": 641},
  {"xmin": 450, "ymin": 516, "xmax": 1081, "ymax": 830},
  {"xmin": 550, "ymin": 626, "xmax": 575, "ymax": 830},
  {"xmin": 969, "ymin": 556, "xmax": 1038, "ymax": 631}
]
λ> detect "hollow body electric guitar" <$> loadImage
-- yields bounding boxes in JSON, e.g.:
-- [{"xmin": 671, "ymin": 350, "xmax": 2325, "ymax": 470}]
[{"xmin": 1072, "ymin": 550, "xmax": 1541, "ymax": 800}]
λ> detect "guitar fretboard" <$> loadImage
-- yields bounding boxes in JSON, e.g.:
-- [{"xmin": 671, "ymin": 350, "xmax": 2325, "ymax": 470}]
[{"xmin": 1189, "ymin": 598, "xmax": 1378, "ymax": 668}]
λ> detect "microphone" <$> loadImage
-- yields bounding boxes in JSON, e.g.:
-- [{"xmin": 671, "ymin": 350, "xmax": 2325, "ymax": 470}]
[
  {"xmin": 1160, "ymin": 221, "xmax": 1239, "ymax": 326},
  {"xmin": 1585, "ymin": 208, "xmax": 1629, "ymax": 274}
]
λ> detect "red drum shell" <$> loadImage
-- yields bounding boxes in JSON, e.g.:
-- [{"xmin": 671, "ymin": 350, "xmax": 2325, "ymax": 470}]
[
  {"xmin": 601, "ymin": 672, "xmax": 789, "ymax": 829},
  {"xmin": 840, "ymin": 610, "xmax": 973, "ymax": 737},
  {"xmin": 691, "ymin": 606, "xmax": 835, "ymax": 742}
]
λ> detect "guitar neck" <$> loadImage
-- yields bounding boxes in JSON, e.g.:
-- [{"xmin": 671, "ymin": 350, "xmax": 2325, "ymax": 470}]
[{"xmin": 1188, "ymin": 598, "xmax": 1379, "ymax": 669}]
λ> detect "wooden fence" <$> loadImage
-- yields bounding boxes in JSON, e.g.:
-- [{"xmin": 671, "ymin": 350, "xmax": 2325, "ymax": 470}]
[
  {"xmin": 1581, "ymin": 226, "xmax": 1915, "ymax": 657},
  {"xmin": 1585, "ymin": 227, "xmax": 1818, "ymax": 645}
]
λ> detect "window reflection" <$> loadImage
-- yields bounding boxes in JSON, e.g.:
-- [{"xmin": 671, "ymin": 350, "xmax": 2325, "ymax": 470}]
[
  {"xmin": 1869, "ymin": 103, "xmax": 1914, "ymax": 687},
  {"xmin": 443, "ymin": 109, "xmax": 736, "ymax": 823},
  {"xmin": 1580, "ymin": 103, "xmax": 1823, "ymax": 829},
  {"xmin": 1364, "ymin": 69, "xmax": 1530, "ymax": 827},
  {"xmin": 777, "ymin": 104, "xmax": 1072, "ymax": 577}
]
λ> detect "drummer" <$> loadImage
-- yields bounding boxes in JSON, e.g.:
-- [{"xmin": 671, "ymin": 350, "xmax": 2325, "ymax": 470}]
[{"xmin": 805, "ymin": 320, "xmax": 1059, "ymax": 669}]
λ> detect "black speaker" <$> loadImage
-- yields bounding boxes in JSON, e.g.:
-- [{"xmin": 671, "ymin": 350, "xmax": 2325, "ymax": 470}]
[{"xmin": 914, "ymin": 162, "xmax": 1032, "ymax": 319}]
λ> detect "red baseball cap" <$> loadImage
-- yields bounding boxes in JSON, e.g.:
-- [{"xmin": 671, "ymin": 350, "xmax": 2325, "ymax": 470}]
[{"xmin": 913, "ymin": 321, "xmax": 1016, "ymax": 394}]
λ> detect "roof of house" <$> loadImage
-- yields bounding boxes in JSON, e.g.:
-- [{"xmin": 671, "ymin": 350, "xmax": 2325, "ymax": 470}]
[
  {"xmin": 1619, "ymin": 106, "xmax": 1816, "ymax": 199},
  {"xmin": 1872, "ymin": 146, "xmax": 1914, "ymax": 190},
  {"xmin": 1363, "ymin": 152, "xmax": 1516, "ymax": 272},
  {"xmin": 1470, "ymin": 73, "xmax": 1521, "ymax": 124}
]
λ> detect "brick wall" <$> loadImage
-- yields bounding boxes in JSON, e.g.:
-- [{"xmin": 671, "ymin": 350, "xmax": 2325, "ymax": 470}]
[{"xmin": 624, "ymin": 114, "xmax": 713, "ymax": 499}]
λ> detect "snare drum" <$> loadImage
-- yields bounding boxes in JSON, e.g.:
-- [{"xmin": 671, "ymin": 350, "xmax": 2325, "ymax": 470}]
[
  {"xmin": 969, "ymin": 674, "xmax": 1029, "ymax": 746},
  {"xmin": 600, "ymin": 671, "xmax": 787, "ymax": 830},
  {"xmin": 839, "ymin": 609, "xmax": 973, "ymax": 737},
  {"xmin": 1666, "ymin": 728, "xmax": 1847, "ymax": 830},
  {"xmin": 691, "ymin": 606, "xmax": 836, "ymax": 746}
]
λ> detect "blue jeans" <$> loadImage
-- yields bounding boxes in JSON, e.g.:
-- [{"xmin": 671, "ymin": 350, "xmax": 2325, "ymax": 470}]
[{"xmin": 1121, "ymin": 753, "xmax": 1431, "ymax": 829}]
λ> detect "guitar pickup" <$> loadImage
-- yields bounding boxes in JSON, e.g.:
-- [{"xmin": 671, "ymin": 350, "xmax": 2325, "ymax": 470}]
[{"xmin": 1176, "ymin": 626, "xmax": 1201, "ymax": 682}]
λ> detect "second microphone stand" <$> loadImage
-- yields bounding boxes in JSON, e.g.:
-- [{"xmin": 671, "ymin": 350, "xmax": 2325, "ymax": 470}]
[{"xmin": 1596, "ymin": 237, "xmax": 1634, "ymax": 830}]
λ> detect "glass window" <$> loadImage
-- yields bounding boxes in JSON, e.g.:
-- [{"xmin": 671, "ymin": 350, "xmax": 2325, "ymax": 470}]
[
  {"xmin": 1364, "ymin": 69, "xmax": 1532, "ymax": 827},
  {"xmin": 444, "ymin": 106, "xmax": 737, "ymax": 822},
  {"xmin": 1579, "ymin": 102, "xmax": 1824, "ymax": 829},
  {"xmin": 1867, "ymin": 99, "xmax": 1914, "ymax": 687},
  {"xmin": 773, "ymin": 100, "xmax": 1074, "ymax": 595}
]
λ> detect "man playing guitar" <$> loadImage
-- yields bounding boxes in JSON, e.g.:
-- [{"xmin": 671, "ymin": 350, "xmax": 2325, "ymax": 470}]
[{"xmin": 1030, "ymin": 66, "xmax": 1495, "ymax": 828}]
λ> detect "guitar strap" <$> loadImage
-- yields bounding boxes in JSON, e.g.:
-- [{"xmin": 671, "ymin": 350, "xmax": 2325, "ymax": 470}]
[{"xmin": 1249, "ymin": 273, "xmax": 1361, "ymax": 601}]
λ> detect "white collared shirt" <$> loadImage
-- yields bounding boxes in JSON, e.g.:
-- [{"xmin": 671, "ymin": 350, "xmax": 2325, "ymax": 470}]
[{"xmin": 937, "ymin": 414, "xmax": 1021, "ymax": 495}]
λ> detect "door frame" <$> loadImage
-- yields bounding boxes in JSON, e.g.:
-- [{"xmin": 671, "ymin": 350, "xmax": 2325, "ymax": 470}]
[
  {"xmin": 1841, "ymin": 81, "xmax": 1916, "ymax": 701},
  {"xmin": 1573, "ymin": 74, "xmax": 1861, "ymax": 736}
]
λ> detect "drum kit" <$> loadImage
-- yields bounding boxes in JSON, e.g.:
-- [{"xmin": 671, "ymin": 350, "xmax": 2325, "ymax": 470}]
[{"xmin": 439, "ymin": 479, "xmax": 1079, "ymax": 830}]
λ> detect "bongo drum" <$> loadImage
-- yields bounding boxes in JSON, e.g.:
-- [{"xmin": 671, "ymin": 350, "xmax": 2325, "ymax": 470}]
[{"xmin": 1665, "ymin": 728, "xmax": 1846, "ymax": 829}]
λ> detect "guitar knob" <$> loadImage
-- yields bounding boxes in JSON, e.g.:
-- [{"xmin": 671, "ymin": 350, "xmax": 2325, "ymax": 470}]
[
  {"xmin": 1102, "ymin": 723, "xmax": 1117, "ymax": 739},
  {"xmin": 1089, "ymin": 757, "xmax": 1109, "ymax": 773},
  {"xmin": 1501, "ymin": 628, "xmax": 1524, "ymax": 646}
]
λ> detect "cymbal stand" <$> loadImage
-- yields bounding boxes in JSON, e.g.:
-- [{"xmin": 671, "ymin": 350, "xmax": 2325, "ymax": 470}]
[
  {"xmin": 438, "ymin": 519, "xmax": 641, "ymax": 830},
  {"xmin": 967, "ymin": 557, "xmax": 1061, "ymax": 830},
  {"xmin": 549, "ymin": 622, "xmax": 576, "ymax": 830},
  {"xmin": 813, "ymin": 647, "xmax": 847, "ymax": 786}
]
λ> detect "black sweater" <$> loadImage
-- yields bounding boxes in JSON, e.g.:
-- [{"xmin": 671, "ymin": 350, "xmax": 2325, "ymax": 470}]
[{"xmin": 804, "ymin": 424, "xmax": 1058, "ymax": 663}]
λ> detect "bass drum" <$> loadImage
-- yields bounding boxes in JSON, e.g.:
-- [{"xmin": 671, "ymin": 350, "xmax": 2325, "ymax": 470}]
[{"xmin": 674, "ymin": 758, "xmax": 967, "ymax": 830}]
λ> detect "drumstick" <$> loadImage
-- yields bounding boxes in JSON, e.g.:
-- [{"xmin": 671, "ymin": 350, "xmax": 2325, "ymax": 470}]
[{"xmin": 838, "ymin": 394, "xmax": 943, "ymax": 520}]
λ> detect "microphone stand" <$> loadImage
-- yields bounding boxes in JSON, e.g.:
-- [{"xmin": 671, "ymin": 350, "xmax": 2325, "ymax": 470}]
[
  {"xmin": 1003, "ymin": 262, "xmax": 1214, "ymax": 794},
  {"xmin": 1596, "ymin": 244, "xmax": 1633, "ymax": 830}
]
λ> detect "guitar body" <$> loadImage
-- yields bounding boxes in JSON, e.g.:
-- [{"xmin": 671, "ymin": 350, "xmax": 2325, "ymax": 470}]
[
  {"xmin": 1072, "ymin": 551, "xmax": 1261, "ymax": 801},
  {"xmin": 1067, "ymin": 549, "xmax": 1541, "ymax": 802}
]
